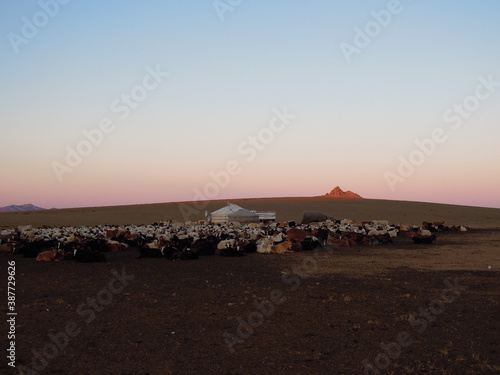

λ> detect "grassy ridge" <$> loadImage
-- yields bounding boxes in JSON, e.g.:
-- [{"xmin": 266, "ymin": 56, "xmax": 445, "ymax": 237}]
[{"xmin": 1, "ymin": 197, "xmax": 499, "ymax": 229}]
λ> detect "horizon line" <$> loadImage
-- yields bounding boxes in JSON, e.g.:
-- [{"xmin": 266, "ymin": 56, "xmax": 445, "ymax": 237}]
[{"xmin": 2, "ymin": 194, "xmax": 500, "ymax": 212}]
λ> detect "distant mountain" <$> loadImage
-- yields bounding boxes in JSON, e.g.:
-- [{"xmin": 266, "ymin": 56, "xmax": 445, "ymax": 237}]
[
  {"xmin": 0, "ymin": 204, "xmax": 46, "ymax": 213},
  {"xmin": 323, "ymin": 186, "xmax": 363, "ymax": 199}
]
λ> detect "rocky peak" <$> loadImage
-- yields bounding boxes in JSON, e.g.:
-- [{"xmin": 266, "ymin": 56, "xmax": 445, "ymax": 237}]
[{"xmin": 323, "ymin": 186, "xmax": 362, "ymax": 199}]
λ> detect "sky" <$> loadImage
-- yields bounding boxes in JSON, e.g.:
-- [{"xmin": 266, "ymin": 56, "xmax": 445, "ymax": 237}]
[{"xmin": 1, "ymin": 0, "xmax": 499, "ymax": 209}]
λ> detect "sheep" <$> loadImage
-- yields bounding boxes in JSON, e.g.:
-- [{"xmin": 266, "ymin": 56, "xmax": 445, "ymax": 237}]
[
  {"xmin": 256, "ymin": 237, "xmax": 273, "ymax": 254},
  {"xmin": 217, "ymin": 239, "xmax": 237, "ymax": 250},
  {"xmin": 36, "ymin": 249, "xmax": 63, "ymax": 261},
  {"xmin": 388, "ymin": 229, "xmax": 399, "ymax": 238},
  {"xmin": 220, "ymin": 244, "xmax": 245, "ymax": 257},
  {"xmin": 271, "ymin": 241, "xmax": 293, "ymax": 254}
]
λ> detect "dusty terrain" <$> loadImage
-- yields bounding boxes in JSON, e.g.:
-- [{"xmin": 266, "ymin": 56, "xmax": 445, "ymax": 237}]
[
  {"xmin": 0, "ymin": 199, "xmax": 499, "ymax": 375},
  {"xmin": 1, "ymin": 197, "xmax": 500, "ymax": 229}
]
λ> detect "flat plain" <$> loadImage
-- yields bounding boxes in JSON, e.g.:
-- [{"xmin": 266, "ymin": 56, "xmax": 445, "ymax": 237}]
[
  {"xmin": 0, "ymin": 197, "xmax": 499, "ymax": 375},
  {"xmin": 1, "ymin": 197, "xmax": 500, "ymax": 228}
]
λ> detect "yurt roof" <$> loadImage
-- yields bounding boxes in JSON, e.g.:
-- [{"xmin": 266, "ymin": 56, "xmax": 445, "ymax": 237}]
[{"xmin": 210, "ymin": 203, "xmax": 245, "ymax": 215}]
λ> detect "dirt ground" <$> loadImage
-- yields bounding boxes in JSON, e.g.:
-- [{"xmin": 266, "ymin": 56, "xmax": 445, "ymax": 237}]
[
  {"xmin": 1, "ymin": 229, "xmax": 499, "ymax": 375},
  {"xmin": 1, "ymin": 197, "xmax": 500, "ymax": 229}
]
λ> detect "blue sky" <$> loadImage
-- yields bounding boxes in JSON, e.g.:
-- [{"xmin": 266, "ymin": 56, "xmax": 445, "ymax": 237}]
[{"xmin": 1, "ymin": 0, "xmax": 499, "ymax": 209}]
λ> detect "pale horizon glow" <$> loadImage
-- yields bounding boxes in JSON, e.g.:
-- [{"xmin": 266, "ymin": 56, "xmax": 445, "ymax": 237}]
[{"xmin": 1, "ymin": 1, "xmax": 499, "ymax": 211}]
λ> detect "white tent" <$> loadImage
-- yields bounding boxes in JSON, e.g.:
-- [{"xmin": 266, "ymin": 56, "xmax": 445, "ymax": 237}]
[{"xmin": 210, "ymin": 203, "xmax": 260, "ymax": 224}]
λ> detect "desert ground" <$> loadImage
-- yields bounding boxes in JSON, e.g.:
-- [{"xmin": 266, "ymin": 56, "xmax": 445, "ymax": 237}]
[
  {"xmin": 1, "ymin": 197, "xmax": 500, "ymax": 229},
  {"xmin": 1, "ymin": 198, "xmax": 499, "ymax": 375}
]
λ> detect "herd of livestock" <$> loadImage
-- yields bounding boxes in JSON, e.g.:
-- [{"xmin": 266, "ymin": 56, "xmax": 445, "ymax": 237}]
[{"xmin": 0, "ymin": 219, "xmax": 468, "ymax": 262}]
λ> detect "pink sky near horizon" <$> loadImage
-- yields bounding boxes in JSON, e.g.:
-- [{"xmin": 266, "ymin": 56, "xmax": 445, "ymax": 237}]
[
  {"xmin": 1, "ymin": 135, "xmax": 499, "ymax": 209},
  {"xmin": 1, "ymin": 139, "xmax": 499, "ymax": 210},
  {"xmin": 2, "ymin": 174, "xmax": 499, "ymax": 210}
]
